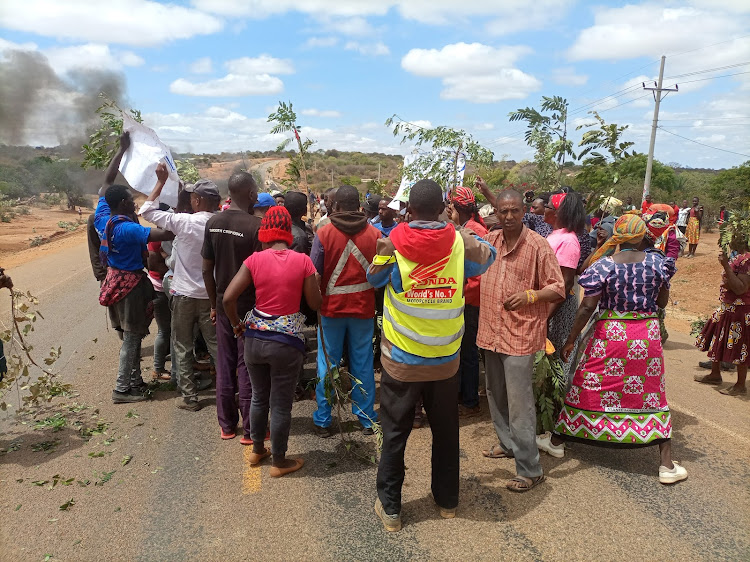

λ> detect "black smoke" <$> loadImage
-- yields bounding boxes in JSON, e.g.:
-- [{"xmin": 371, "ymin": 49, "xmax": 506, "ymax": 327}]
[{"xmin": 0, "ymin": 48, "xmax": 126, "ymax": 147}]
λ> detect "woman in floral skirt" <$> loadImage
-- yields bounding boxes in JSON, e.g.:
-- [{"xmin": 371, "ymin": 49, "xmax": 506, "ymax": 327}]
[
  {"xmin": 694, "ymin": 230, "xmax": 750, "ymax": 396},
  {"xmin": 536, "ymin": 214, "xmax": 688, "ymax": 485}
]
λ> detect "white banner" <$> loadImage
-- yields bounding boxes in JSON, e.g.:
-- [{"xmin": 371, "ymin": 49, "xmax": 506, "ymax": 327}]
[
  {"xmin": 119, "ymin": 114, "xmax": 180, "ymax": 207},
  {"xmin": 389, "ymin": 150, "xmax": 465, "ymax": 210}
]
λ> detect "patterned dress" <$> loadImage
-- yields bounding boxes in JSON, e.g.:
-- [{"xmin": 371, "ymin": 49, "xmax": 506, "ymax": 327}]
[
  {"xmin": 696, "ymin": 252, "xmax": 750, "ymax": 365},
  {"xmin": 555, "ymin": 253, "xmax": 677, "ymax": 447},
  {"xmin": 685, "ymin": 208, "xmax": 701, "ymax": 244}
]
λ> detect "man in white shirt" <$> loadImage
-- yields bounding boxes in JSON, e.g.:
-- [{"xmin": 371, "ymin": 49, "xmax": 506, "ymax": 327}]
[{"xmin": 141, "ymin": 164, "xmax": 221, "ymax": 411}]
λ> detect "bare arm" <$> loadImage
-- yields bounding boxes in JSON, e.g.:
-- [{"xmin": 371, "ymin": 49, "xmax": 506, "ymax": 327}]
[
  {"xmin": 99, "ymin": 132, "xmax": 130, "ymax": 196},
  {"xmin": 146, "ymin": 229, "xmax": 175, "ymax": 243},
  {"xmin": 223, "ymin": 265, "xmax": 253, "ymax": 336},
  {"xmin": 474, "ymin": 176, "xmax": 496, "ymax": 208},
  {"xmin": 719, "ymin": 252, "xmax": 750, "ymax": 296},
  {"xmin": 656, "ymin": 285, "xmax": 670, "ymax": 309},
  {"xmin": 303, "ymin": 274, "xmax": 322, "ymax": 311},
  {"xmin": 202, "ymin": 258, "xmax": 217, "ymax": 309},
  {"xmin": 561, "ymin": 294, "xmax": 601, "ymax": 361}
]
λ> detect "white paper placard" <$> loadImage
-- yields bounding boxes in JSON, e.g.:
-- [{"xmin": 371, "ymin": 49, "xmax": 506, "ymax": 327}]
[{"xmin": 119, "ymin": 114, "xmax": 180, "ymax": 207}]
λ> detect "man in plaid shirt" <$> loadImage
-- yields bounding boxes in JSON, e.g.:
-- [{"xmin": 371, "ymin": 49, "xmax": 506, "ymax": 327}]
[{"xmin": 477, "ymin": 188, "xmax": 565, "ymax": 493}]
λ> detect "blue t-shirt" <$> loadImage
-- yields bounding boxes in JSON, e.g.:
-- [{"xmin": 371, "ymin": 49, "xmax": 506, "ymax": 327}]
[
  {"xmin": 107, "ymin": 220, "xmax": 150, "ymax": 271},
  {"xmin": 374, "ymin": 221, "xmax": 397, "ymax": 237},
  {"xmin": 94, "ymin": 197, "xmax": 110, "ymax": 254}
]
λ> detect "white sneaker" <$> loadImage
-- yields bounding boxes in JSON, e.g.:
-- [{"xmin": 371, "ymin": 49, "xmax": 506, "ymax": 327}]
[
  {"xmin": 536, "ymin": 432, "xmax": 565, "ymax": 458},
  {"xmin": 659, "ymin": 461, "xmax": 688, "ymax": 484}
]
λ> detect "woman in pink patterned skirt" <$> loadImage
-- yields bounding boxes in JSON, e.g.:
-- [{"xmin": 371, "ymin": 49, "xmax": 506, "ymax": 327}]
[
  {"xmin": 535, "ymin": 214, "xmax": 688, "ymax": 485},
  {"xmin": 694, "ymin": 231, "xmax": 750, "ymax": 396}
]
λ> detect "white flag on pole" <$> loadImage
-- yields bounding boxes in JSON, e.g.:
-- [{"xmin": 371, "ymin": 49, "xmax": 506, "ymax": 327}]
[{"xmin": 389, "ymin": 150, "xmax": 465, "ymax": 210}]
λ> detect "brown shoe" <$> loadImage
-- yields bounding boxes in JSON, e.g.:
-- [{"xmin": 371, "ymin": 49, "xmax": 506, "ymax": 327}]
[
  {"xmin": 247, "ymin": 447, "xmax": 272, "ymax": 465},
  {"xmin": 269, "ymin": 458, "xmax": 304, "ymax": 477},
  {"xmin": 413, "ymin": 411, "xmax": 424, "ymax": 429},
  {"xmin": 176, "ymin": 398, "xmax": 201, "ymax": 411},
  {"xmin": 458, "ymin": 404, "xmax": 481, "ymax": 418}
]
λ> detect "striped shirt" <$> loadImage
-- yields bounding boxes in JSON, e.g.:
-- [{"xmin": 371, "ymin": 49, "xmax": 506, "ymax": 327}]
[{"xmin": 477, "ymin": 226, "xmax": 566, "ymax": 356}]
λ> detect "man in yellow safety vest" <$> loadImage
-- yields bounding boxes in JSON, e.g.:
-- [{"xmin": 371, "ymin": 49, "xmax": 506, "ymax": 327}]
[{"xmin": 367, "ymin": 179, "xmax": 496, "ymax": 532}]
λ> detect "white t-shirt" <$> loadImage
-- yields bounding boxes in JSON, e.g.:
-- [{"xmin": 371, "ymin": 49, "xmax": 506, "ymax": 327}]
[{"xmin": 677, "ymin": 207, "xmax": 690, "ymax": 227}]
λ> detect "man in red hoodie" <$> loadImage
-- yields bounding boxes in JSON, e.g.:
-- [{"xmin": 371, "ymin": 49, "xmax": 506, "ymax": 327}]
[
  {"xmin": 367, "ymin": 179, "xmax": 496, "ymax": 531},
  {"xmin": 311, "ymin": 185, "xmax": 381, "ymax": 436}
]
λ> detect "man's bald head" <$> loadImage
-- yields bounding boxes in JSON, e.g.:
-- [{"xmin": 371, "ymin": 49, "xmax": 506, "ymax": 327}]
[{"xmin": 496, "ymin": 189, "xmax": 523, "ymax": 206}]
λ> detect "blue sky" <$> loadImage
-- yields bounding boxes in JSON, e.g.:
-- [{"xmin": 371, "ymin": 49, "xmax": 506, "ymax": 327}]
[{"xmin": 1, "ymin": 0, "xmax": 749, "ymax": 168}]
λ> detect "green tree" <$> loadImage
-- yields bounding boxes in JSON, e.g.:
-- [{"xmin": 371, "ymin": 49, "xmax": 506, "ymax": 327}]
[
  {"xmin": 710, "ymin": 160, "xmax": 750, "ymax": 208},
  {"xmin": 619, "ymin": 154, "xmax": 676, "ymax": 196},
  {"xmin": 385, "ymin": 115, "xmax": 494, "ymax": 197},
  {"xmin": 509, "ymin": 95, "xmax": 575, "ymax": 189},
  {"xmin": 175, "ymin": 159, "xmax": 200, "ymax": 184},
  {"xmin": 81, "ymin": 94, "xmax": 142, "ymax": 171},
  {"xmin": 268, "ymin": 101, "xmax": 314, "ymax": 214}
]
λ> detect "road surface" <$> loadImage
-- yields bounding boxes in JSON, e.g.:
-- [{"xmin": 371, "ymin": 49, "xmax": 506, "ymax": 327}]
[
  {"xmin": 0, "ymin": 239, "xmax": 748, "ymax": 561},
  {"xmin": 249, "ymin": 159, "xmax": 286, "ymax": 191}
]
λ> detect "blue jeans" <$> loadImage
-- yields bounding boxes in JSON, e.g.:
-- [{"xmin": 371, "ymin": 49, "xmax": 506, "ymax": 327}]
[
  {"xmin": 314, "ymin": 316, "xmax": 377, "ymax": 428},
  {"xmin": 458, "ymin": 304, "xmax": 480, "ymax": 408}
]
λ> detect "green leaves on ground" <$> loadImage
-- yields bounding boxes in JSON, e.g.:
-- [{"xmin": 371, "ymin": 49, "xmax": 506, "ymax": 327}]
[
  {"xmin": 33, "ymin": 414, "xmax": 66, "ymax": 432},
  {"xmin": 121, "ymin": 455, "xmax": 132, "ymax": 466},
  {"xmin": 59, "ymin": 498, "xmax": 75, "ymax": 511}
]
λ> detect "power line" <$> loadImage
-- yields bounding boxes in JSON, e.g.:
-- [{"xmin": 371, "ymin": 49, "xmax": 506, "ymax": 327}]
[
  {"xmin": 660, "ymin": 116, "xmax": 750, "ymax": 121},
  {"xmin": 660, "ymin": 123, "xmax": 750, "ymax": 127},
  {"xmin": 677, "ymin": 70, "xmax": 750, "ymax": 85},
  {"xmin": 657, "ymin": 126, "xmax": 750, "ymax": 158},
  {"xmin": 666, "ymin": 33, "xmax": 750, "ymax": 59},
  {"xmin": 664, "ymin": 61, "xmax": 750, "ymax": 80}
]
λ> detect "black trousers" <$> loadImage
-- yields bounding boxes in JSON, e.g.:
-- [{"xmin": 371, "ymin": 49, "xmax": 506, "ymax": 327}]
[{"xmin": 376, "ymin": 366, "xmax": 459, "ymax": 515}]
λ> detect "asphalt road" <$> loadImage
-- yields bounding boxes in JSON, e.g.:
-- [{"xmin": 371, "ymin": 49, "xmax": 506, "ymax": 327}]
[{"xmin": 0, "ymin": 239, "xmax": 748, "ymax": 561}]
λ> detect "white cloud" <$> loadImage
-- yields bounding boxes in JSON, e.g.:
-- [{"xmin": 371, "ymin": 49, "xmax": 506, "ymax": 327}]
[
  {"xmin": 304, "ymin": 36, "xmax": 339, "ymax": 48},
  {"xmin": 475, "ymin": 123, "xmax": 495, "ymax": 130},
  {"xmin": 44, "ymin": 44, "xmax": 144, "ymax": 74},
  {"xmin": 226, "ymin": 55, "xmax": 294, "ymax": 75},
  {"xmin": 189, "ymin": 57, "xmax": 213, "ymax": 74},
  {"xmin": 401, "ymin": 43, "xmax": 540, "ymax": 103},
  {"xmin": 191, "ymin": 0, "xmax": 571, "ymax": 34},
  {"xmin": 320, "ymin": 16, "xmax": 376, "ymax": 36},
  {"xmin": 0, "ymin": 40, "xmax": 143, "ymax": 74},
  {"xmin": 301, "ymin": 108, "xmax": 342, "ymax": 118},
  {"xmin": 344, "ymin": 41, "xmax": 390, "ymax": 56},
  {"xmin": 171, "ymin": 55, "xmax": 294, "ymax": 97},
  {"xmin": 551, "ymin": 66, "xmax": 588, "ymax": 86},
  {"xmin": 170, "ymin": 75, "xmax": 284, "ymax": 97},
  {"xmin": 567, "ymin": 4, "xmax": 750, "ymax": 72},
  {"xmin": 144, "ymin": 106, "xmax": 404, "ymax": 154},
  {"xmin": 0, "ymin": 0, "xmax": 222, "ymax": 47}
]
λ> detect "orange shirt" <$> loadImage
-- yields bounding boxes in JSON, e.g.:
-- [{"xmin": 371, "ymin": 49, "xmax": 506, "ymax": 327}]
[{"xmin": 477, "ymin": 227, "xmax": 566, "ymax": 356}]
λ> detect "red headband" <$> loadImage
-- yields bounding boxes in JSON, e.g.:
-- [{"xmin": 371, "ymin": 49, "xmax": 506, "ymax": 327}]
[{"xmin": 550, "ymin": 193, "xmax": 567, "ymax": 210}]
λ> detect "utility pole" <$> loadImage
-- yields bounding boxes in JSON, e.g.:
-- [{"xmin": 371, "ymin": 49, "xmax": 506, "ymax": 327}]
[{"xmin": 642, "ymin": 55, "xmax": 678, "ymax": 203}]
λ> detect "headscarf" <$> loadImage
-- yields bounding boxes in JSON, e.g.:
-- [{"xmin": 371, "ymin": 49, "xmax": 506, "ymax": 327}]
[
  {"xmin": 452, "ymin": 186, "xmax": 486, "ymax": 229},
  {"xmin": 643, "ymin": 211, "xmax": 670, "ymax": 242},
  {"xmin": 549, "ymin": 193, "xmax": 567, "ymax": 210},
  {"xmin": 589, "ymin": 214, "xmax": 647, "ymax": 265},
  {"xmin": 647, "ymin": 203, "xmax": 676, "ymax": 225},
  {"xmin": 597, "ymin": 215, "xmax": 617, "ymax": 239}
]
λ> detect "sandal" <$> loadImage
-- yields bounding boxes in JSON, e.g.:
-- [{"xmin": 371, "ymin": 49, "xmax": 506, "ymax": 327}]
[
  {"xmin": 482, "ymin": 444, "xmax": 512, "ymax": 459},
  {"xmin": 506, "ymin": 474, "xmax": 545, "ymax": 493},
  {"xmin": 152, "ymin": 370, "xmax": 171, "ymax": 381},
  {"xmin": 694, "ymin": 374, "xmax": 722, "ymax": 385},
  {"xmin": 719, "ymin": 386, "xmax": 747, "ymax": 396}
]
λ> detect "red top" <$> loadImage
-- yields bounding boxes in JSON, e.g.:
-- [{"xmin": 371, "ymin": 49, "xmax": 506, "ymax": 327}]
[
  {"xmin": 463, "ymin": 219, "xmax": 488, "ymax": 306},
  {"xmin": 243, "ymin": 249, "xmax": 317, "ymax": 315},
  {"xmin": 147, "ymin": 241, "xmax": 163, "ymax": 281},
  {"xmin": 317, "ymin": 222, "xmax": 380, "ymax": 318},
  {"xmin": 720, "ymin": 252, "xmax": 750, "ymax": 305}
]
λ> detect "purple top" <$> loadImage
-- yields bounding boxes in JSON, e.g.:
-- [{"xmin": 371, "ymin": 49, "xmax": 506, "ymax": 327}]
[{"xmin": 579, "ymin": 253, "xmax": 676, "ymax": 313}]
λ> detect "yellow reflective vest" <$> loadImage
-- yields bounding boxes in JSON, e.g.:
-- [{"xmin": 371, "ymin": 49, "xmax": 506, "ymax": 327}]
[{"xmin": 382, "ymin": 232, "xmax": 465, "ymax": 358}]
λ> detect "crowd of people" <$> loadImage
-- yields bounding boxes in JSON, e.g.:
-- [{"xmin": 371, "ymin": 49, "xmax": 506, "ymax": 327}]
[{"xmin": 78, "ymin": 133, "xmax": 749, "ymax": 531}]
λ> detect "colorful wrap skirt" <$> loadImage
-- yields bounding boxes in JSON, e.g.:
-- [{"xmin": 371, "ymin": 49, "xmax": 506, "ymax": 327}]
[
  {"xmin": 696, "ymin": 301, "xmax": 750, "ymax": 365},
  {"xmin": 685, "ymin": 216, "xmax": 700, "ymax": 244},
  {"xmin": 555, "ymin": 310, "xmax": 672, "ymax": 447}
]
